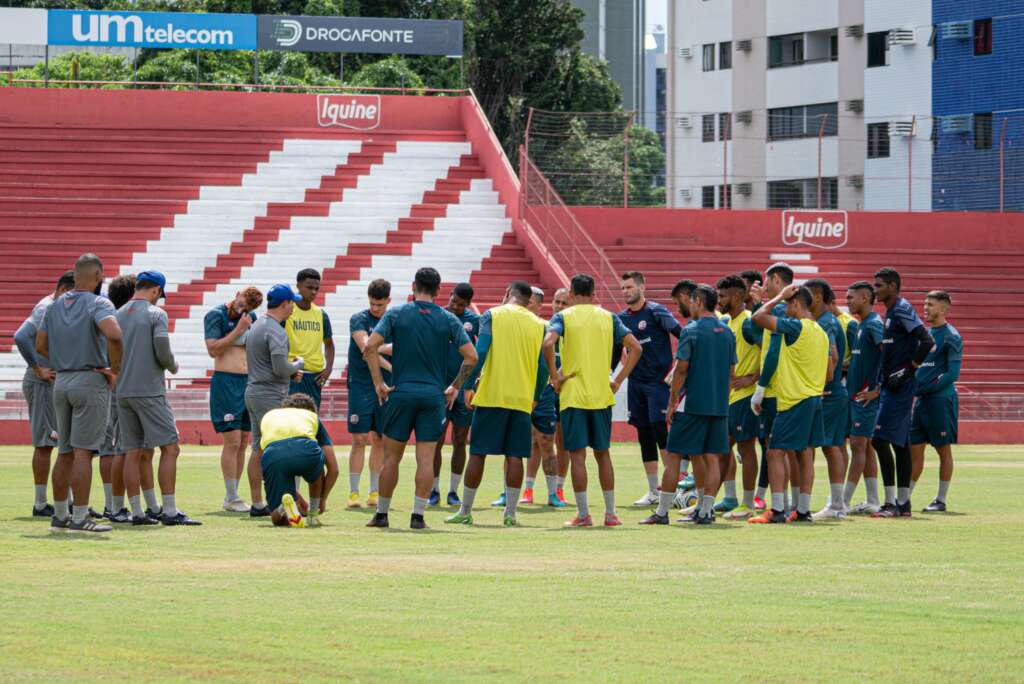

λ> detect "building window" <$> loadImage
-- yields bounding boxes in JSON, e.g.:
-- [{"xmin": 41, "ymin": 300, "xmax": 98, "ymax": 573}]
[
  {"xmin": 974, "ymin": 113, "xmax": 993, "ymax": 150},
  {"xmin": 702, "ymin": 114, "xmax": 716, "ymax": 142},
  {"xmin": 867, "ymin": 31, "xmax": 888, "ymax": 67},
  {"xmin": 702, "ymin": 185, "xmax": 715, "ymax": 208},
  {"xmin": 974, "ymin": 18, "xmax": 992, "ymax": 56},
  {"xmin": 768, "ymin": 102, "xmax": 839, "ymax": 141},
  {"xmin": 768, "ymin": 33, "xmax": 805, "ymax": 68},
  {"xmin": 830, "ymin": 34, "xmax": 839, "ymax": 61},
  {"xmin": 702, "ymin": 43, "xmax": 715, "ymax": 71},
  {"xmin": 718, "ymin": 184, "xmax": 732, "ymax": 209},
  {"xmin": 719, "ymin": 41, "xmax": 732, "ymax": 70},
  {"xmin": 719, "ymin": 113, "xmax": 731, "ymax": 141},
  {"xmin": 867, "ymin": 123, "xmax": 890, "ymax": 159},
  {"xmin": 768, "ymin": 178, "xmax": 838, "ymax": 209}
]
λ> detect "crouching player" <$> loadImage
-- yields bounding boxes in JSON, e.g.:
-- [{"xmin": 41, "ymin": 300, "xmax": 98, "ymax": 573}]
[{"xmin": 260, "ymin": 393, "xmax": 339, "ymax": 528}]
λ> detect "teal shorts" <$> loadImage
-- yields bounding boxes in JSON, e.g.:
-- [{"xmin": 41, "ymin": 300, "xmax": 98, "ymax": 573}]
[
  {"xmin": 758, "ymin": 396, "xmax": 778, "ymax": 442},
  {"xmin": 849, "ymin": 397, "xmax": 879, "ymax": 437},
  {"xmin": 667, "ymin": 412, "xmax": 729, "ymax": 456},
  {"xmin": 346, "ymin": 382, "xmax": 381, "ymax": 435},
  {"xmin": 560, "ymin": 407, "xmax": 612, "ymax": 452},
  {"xmin": 289, "ymin": 371, "xmax": 323, "ymax": 408},
  {"xmin": 531, "ymin": 386, "xmax": 559, "ymax": 435},
  {"xmin": 910, "ymin": 392, "xmax": 958, "ymax": 447},
  {"xmin": 261, "ymin": 436, "xmax": 324, "ymax": 510},
  {"xmin": 820, "ymin": 394, "xmax": 850, "ymax": 447},
  {"xmin": 210, "ymin": 371, "xmax": 250, "ymax": 433},
  {"xmin": 469, "ymin": 406, "xmax": 532, "ymax": 458},
  {"xmin": 769, "ymin": 396, "xmax": 825, "ymax": 451},
  {"xmin": 728, "ymin": 397, "xmax": 759, "ymax": 443},
  {"xmin": 447, "ymin": 392, "xmax": 474, "ymax": 429},
  {"xmin": 379, "ymin": 391, "xmax": 447, "ymax": 443}
]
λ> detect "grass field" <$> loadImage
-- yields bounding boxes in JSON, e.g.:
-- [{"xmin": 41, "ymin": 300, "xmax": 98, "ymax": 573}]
[{"xmin": 0, "ymin": 443, "xmax": 1021, "ymax": 682}]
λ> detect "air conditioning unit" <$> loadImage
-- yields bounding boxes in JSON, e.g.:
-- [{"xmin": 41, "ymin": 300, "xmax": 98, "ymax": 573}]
[
  {"xmin": 845, "ymin": 99, "xmax": 864, "ymax": 113},
  {"xmin": 941, "ymin": 21, "xmax": 972, "ymax": 39},
  {"xmin": 941, "ymin": 114, "xmax": 972, "ymax": 133},
  {"xmin": 846, "ymin": 175, "xmax": 864, "ymax": 189},
  {"xmin": 678, "ymin": 188, "xmax": 692, "ymax": 200},
  {"xmin": 677, "ymin": 116, "xmax": 693, "ymax": 129},
  {"xmin": 888, "ymin": 28, "xmax": 916, "ymax": 45},
  {"xmin": 735, "ymin": 110, "xmax": 753, "ymax": 124},
  {"xmin": 890, "ymin": 120, "xmax": 916, "ymax": 137},
  {"xmin": 844, "ymin": 25, "xmax": 864, "ymax": 38},
  {"xmin": 735, "ymin": 183, "xmax": 753, "ymax": 196},
  {"xmin": 679, "ymin": 47, "xmax": 693, "ymax": 59},
  {"xmin": 737, "ymin": 39, "xmax": 753, "ymax": 51}
]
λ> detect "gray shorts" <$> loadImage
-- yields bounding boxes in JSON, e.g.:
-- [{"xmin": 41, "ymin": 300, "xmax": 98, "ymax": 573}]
[
  {"xmin": 99, "ymin": 393, "xmax": 120, "ymax": 457},
  {"xmin": 245, "ymin": 386, "xmax": 286, "ymax": 451},
  {"xmin": 22, "ymin": 376, "xmax": 58, "ymax": 448},
  {"xmin": 53, "ymin": 371, "xmax": 111, "ymax": 454},
  {"xmin": 118, "ymin": 395, "xmax": 179, "ymax": 451}
]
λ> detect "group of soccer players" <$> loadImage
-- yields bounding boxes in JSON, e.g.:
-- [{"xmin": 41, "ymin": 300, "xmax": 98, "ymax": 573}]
[{"xmin": 16, "ymin": 250, "xmax": 961, "ymax": 531}]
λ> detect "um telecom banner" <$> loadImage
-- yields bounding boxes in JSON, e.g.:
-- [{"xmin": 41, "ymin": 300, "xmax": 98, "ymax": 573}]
[
  {"xmin": 47, "ymin": 10, "xmax": 257, "ymax": 50},
  {"xmin": 258, "ymin": 15, "xmax": 463, "ymax": 56}
]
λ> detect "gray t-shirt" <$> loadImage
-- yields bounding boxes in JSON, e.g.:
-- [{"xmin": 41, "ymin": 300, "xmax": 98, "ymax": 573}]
[
  {"xmin": 40, "ymin": 290, "xmax": 116, "ymax": 372},
  {"xmin": 15, "ymin": 295, "xmax": 54, "ymax": 384},
  {"xmin": 246, "ymin": 315, "xmax": 300, "ymax": 394},
  {"xmin": 116, "ymin": 299, "xmax": 176, "ymax": 398}
]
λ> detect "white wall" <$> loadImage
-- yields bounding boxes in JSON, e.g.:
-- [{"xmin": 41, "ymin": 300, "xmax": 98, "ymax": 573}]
[
  {"xmin": 766, "ymin": 61, "xmax": 839, "ymax": 108},
  {"xmin": 766, "ymin": 0, "xmax": 838, "ymax": 36},
  {"xmin": 767, "ymin": 138, "xmax": 838, "ymax": 180}
]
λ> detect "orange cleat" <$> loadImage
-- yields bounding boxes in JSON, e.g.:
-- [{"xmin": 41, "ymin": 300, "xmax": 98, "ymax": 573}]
[
  {"xmin": 563, "ymin": 514, "xmax": 594, "ymax": 527},
  {"xmin": 519, "ymin": 488, "xmax": 534, "ymax": 505},
  {"xmin": 749, "ymin": 509, "xmax": 788, "ymax": 524},
  {"xmin": 556, "ymin": 487, "xmax": 568, "ymax": 504},
  {"xmin": 604, "ymin": 513, "xmax": 623, "ymax": 527}
]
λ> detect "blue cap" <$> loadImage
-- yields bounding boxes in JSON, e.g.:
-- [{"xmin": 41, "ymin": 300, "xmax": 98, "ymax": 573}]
[
  {"xmin": 267, "ymin": 283, "xmax": 302, "ymax": 307},
  {"xmin": 136, "ymin": 270, "xmax": 167, "ymax": 299}
]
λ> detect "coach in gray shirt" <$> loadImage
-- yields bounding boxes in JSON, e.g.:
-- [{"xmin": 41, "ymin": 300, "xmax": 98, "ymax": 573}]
[
  {"xmin": 36, "ymin": 253, "xmax": 123, "ymax": 534},
  {"xmin": 244, "ymin": 283, "xmax": 304, "ymax": 515}
]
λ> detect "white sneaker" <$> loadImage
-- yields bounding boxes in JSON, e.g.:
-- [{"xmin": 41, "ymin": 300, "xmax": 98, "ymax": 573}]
[
  {"xmin": 633, "ymin": 490, "xmax": 660, "ymax": 506},
  {"xmin": 223, "ymin": 498, "xmax": 251, "ymax": 513},
  {"xmin": 848, "ymin": 501, "xmax": 880, "ymax": 515},
  {"xmin": 812, "ymin": 506, "xmax": 846, "ymax": 521}
]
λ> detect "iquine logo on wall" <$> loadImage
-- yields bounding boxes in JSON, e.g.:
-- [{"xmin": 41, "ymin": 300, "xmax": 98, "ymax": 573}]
[
  {"xmin": 316, "ymin": 94, "xmax": 381, "ymax": 131},
  {"xmin": 781, "ymin": 210, "xmax": 848, "ymax": 249}
]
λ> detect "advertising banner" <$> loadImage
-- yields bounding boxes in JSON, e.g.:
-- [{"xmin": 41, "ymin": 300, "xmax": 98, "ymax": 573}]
[
  {"xmin": 47, "ymin": 9, "xmax": 257, "ymax": 51},
  {"xmin": 0, "ymin": 8, "xmax": 48, "ymax": 45},
  {"xmin": 258, "ymin": 15, "xmax": 463, "ymax": 56}
]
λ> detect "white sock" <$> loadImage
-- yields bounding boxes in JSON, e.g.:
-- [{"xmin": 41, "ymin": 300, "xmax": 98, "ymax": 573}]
[
  {"xmin": 545, "ymin": 475, "xmax": 558, "ymax": 495},
  {"xmin": 113, "ymin": 495, "xmax": 125, "ymax": 512},
  {"xmin": 909, "ymin": 480, "xmax": 917, "ymax": 497},
  {"xmin": 602, "ymin": 489, "xmax": 615, "ymax": 517},
  {"xmin": 575, "ymin": 491, "xmax": 589, "ymax": 518},
  {"xmin": 843, "ymin": 481, "xmax": 856, "ymax": 507},
  {"xmin": 646, "ymin": 473, "xmax": 658, "ymax": 492},
  {"xmin": 656, "ymin": 490, "xmax": 674, "ymax": 517},
  {"xmin": 413, "ymin": 496, "xmax": 428, "ymax": 516},
  {"xmin": 224, "ymin": 478, "xmax": 239, "ymax": 501},
  {"xmin": 884, "ymin": 485, "xmax": 896, "ymax": 505},
  {"xmin": 103, "ymin": 483, "xmax": 113, "ymax": 511},
  {"xmin": 129, "ymin": 495, "xmax": 144, "ymax": 517},
  {"xmin": 771, "ymin": 492, "xmax": 785, "ymax": 511},
  {"xmin": 865, "ymin": 477, "xmax": 880, "ymax": 506},
  {"xmin": 72, "ymin": 505, "xmax": 89, "ymax": 524},
  {"xmin": 755, "ymin": 485, "xmax": 767, "ymax": 500},
  {"xmin": 504, "ymin": 487, "xmax": 520, "ymax": 518},
  {"xmin": 349, "ymin": 473, "xmax": 360, "ymax": 494},
  {"xmin": 143, "ymin": 488, "xmax": 159, "ymax": 511},
  {"xmin": 679, "ymin": 458, "xmax": 690, "ymax": 475},
  {"xmin": 450, "ymin": 473, "xmax": 462, "ymax": 494},
  {"xmin": 724, "ymin": 480, "xmax": 737, "ymax": 500},
  {"xmin": 460, "ymin": 487, "xmax": 477, "ymax": 516},
  {"xmin": 54, "ymin": 499, "xmax": 69, "ymax": 520},
  {"xmin": 309, "ymin": 497, "xmax": 320, "ymax": 513},
  {"xmin": 743, "ymin": 489, "xmax": 755, "ymax": 509},
  {"xmin": 701, "ymin": 495, "xmax": 715, "ymax": 516},
  {"xmin": 370, "ymin": 471, "xmax": 380, "ymax": 493},
  {"xmin": 162, "ymin": 494, "xmax": 177, "ymax": 517},
  {"xmin": 936, "ymin": 480, "xmax": 950, "ymax": 502},
  {"xmin": 830, "ymin": 483, "xmax": 845, "ymax": 510},
  {"xmin": 376, "ymin": 495, "xmax": 391, "ymax": 515},
  {"xmin": 897, "ymin": 487, "xmax": 910, "ymax": 505},
  {"xmin": 34, "ymin": 484, "xmax": 47, "ymax": 508},
  {"xmin": 557, "ymin": 475, "xmax": 566, "ymax": 488},
  {"xmin": 524, "ymin": 476, "xmax": 536, "ymax": 490},
  {"xmin": 798, "ymin": 492, "xmax": 811, "ymax": 514}
]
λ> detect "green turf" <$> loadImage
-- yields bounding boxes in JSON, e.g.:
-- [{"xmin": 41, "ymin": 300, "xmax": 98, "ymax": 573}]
[{"xmin": 0, "ymin": 444, "xmax": 1021, "ymax": 682}]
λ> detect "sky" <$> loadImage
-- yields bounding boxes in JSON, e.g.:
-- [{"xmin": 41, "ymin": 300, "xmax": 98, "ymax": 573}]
[{"xmin": 646, "ymin": 0, "xmax": 667, "ymax": 35}]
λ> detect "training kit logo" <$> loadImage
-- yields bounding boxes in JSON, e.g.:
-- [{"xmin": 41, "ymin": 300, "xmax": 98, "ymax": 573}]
[
  {"xmin": 270, "ymin": 18, "xmax": 302, "ymax": 47},
  {"xmin": 781, "ymin": 210, "xmax": 848, "ymax": 250},
  {"xmin": 317, "ymin": 94, "xmax": 381, "ymax": 131}
]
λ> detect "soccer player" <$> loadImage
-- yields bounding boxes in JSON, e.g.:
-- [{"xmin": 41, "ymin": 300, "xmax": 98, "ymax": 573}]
[
  {"xmin": 259, "ymin": 393, "xmax": 339, "ymax": 528},
  {"xmin": 740, "ymin": 269, "xmax": 770, "ymax": 510},
  {"xmin": 668, "ymin": 279, "xmax": 697, "ymax": 491},
  {"xmin": 14, "ymin": 270, "xmax": 74, "ymax": 516},
  {"xmin": 715, "ymin": 275, "xmax": 761, "ymax": 519},
  {"xmin": 204, "ymin": 287, "xmax": 263, "ymax": 512},
  {"xmin": 804, "ymin": 278, "xmax": 847, "ymax": 520},
  {"xmin": 617, "ymin": 271, "xmax": 683, "ymax": 506},
  {"xmin": 544, "ymin": 273, "xmax": 642, "ymax": 528},
  {"xmin": 36, "ymin": 253, "xmax": 123, "ymax": 533},
  {"xmin": 845, "ymin": 281, "xmax": 884, "ymax": 514},
  {"xmin": 431, "ymin": 282, "xmax": 480, "ymax": 506},
  {"xmin": 115, "ymin": 271, "xmax": 199, "ymax": 526},
  {"xmin": 245, "ymin": 284, "xmax": 305, "ymax": 517},
  {"xmin": 642, "ymin": 284, "xmax": 735, "ymax": 525},
  {"xmin": 910, "ymin": 291, "xmax": 962, "ymax": 512},
  {"xmin": 446, "ymin": 281, "xmax": 548, "ymax": 526},
  {"xmin": 363, "ymin": 267, "xmax": 477, "ymax": 530},
  {"xmin": 346, "ymin": 279, "xmax": 392, "ymax": 508},
  {"xmin": 868, "ymin": 267, "xmax": 934, "ymax": 518},
  {"xmin": 520, "ymin": 286, "xmax": 565, "ymax": 507},
  {"xmin": 749, "ymin": 284, "xmax": 829, "ymax": 524},
  {"xmin": 287, "ymin": 268, "xmax": 335, "ymax": 409}
]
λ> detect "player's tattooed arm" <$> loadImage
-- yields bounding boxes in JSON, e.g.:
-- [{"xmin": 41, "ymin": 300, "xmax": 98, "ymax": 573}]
[{"xmin": 445, "ymin": 342, "xmax": 478, "ymax": 409}]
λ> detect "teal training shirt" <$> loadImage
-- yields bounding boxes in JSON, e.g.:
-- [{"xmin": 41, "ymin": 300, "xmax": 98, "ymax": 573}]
[
  {"xmin": 373, "ymin": 300, "xmax": 471, "ymax": 397},
  {"xmin": 816, "ymin": 310, "xmax": 847, "ymax": 399},
  {"xmin": 847, "ymin": 312, "xmax": 884, "ymax": 395},
  {"xmin": 676, "ymin": 315, "xmax": 736, "ymax": 417}
]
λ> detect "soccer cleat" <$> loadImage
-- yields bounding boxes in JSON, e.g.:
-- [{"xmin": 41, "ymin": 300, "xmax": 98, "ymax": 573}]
[
  {"xmin": 102, "ymin": 507, "xmax": 113, "ymax": 520},
  {"xmin": 33, "ymin": 503, "xmax": 55, "ymax": 517},
  {"xmin": 923, "ymin": 499, "xmax": 947, "ymax": 513},
  {"xmin": 723, "ymin": 504, "xmax": 755, "ymax": 520},
  {"xmin": 222, "ymin": 498, "xmax": 251, "ymax": 513},
  {"xmin": 69, "ymin": 518, "xmax": 112, "ymax": 533},
  {"xmin": 871, "ymin": 503, "xmax": 900, "ymax": 519},
  {"xmin": 49, "ymin": 515, "xmax": 70, "ymax": 532},
  {"xmin": 695, "ymin": 513, "xmax": 713, "ymax": 525},
  {"xmin": 366, "ymin": 512, "xmax": 389, "ymax": 528},
  {"xmin": 898, "ymin": 501, "xmax": 913, "ymax": 518},
  {"xmin": 519, "ymin": 488, "xmax": 534, "ymax": 505},
  {"xmin": 447, "ymin": 491, "xmax": 461, "ymax": 507},
  {"xmin": 366, "ymin": 491, "xmax": 379, "ymax": 508},
  {"xmin": 161, "ymin": 512, "xmax": 202, "ymax": 526},
  {"xmin": 791, "ymin": 511, "xmax": 813, "ymax": 523},
  {"xmin": 281, "ymin": 494, "xmax": 305, "ymax": 528},
  {"xmin": 249, "ymin": 505, "xmax": 271, "ymax": 518},
  {"xmin": 604, "ymin": 514, "xmax": 623, "ymax": 527},
  {"xmin": 410, "ymin": 513, "xmax": 427, "ymax": 530},
  {"xmin": 346, "ymin": 492, "xmax": 363, "ymax": 509},
  {"xmin": 491, "ymin": 492, "xmax": 506, "ymax": 507},
  {"xmin": 849, "ymin": 501, "xmax": 881, "ymax": 515},
  {"xmin": 88, "ymin": 507, "xmax": 103, "ymax": 519},
  {"xmin": 445, "ymin": 511, "xmax": 473, "ymax": 525},
  {"xmin": 427, "ymin": 489, "xmax": 441, "ymax": 507},
  {"xmin": 132, "ymin": 514, "xmax": 158, "ymax": 526},
  {"xmin": 564, "ymin": 514, "xmax": 593, "ymax": 527},
  {"xmin": 633, "ymin": 490, "xmax": 660, "ymax": 506},
  {"xmin": 748, "ymin": 509, "xmax": 787, "ymax": 524},
  {"xmin": 555, "ymin": 487, "xmax": 568, "ymax": 504},
  {"xmin": 639, "ymin": 513, "xmax": 669, "ymax": 525},
  {"xmin": 306, "ymin": 512, "xmax": 323, "ymax": 528},
  {"xmin": 110, "ymin": 508, "xmax": 132, "ymax": 524},
  {"xmin": 547, "ymin": 492, "xmax": 567, "ymax": 508},
  {"xmin": 753, "ymin": 496, "xmax": 767, "ymax": 511},
  {"xmin": 145, "ymin": 507, "xmax": 162, "ymax": 521},
  {"xmin": 713, "ymin": 497, "xmax": 739, "ymax": 513},
  {"xmin": 812, "ymin": 506, "xmax": 847, "ymax": 521},
  {"xmin": 503, "ymin": 515, "xmax": 519, "ymax": 527}
]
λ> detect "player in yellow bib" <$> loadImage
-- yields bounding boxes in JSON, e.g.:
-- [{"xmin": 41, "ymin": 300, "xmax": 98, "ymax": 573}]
[
  {"xmin": 286, "ymin": 269, "xmax": 335, "ymax": 409},
  {"xmin": 445, "ymin": 282, "xmax": 548, "ymax": 527},
  {"xmin": 544, "ymin": 274, "xmax": 643, "ymax": 528}
]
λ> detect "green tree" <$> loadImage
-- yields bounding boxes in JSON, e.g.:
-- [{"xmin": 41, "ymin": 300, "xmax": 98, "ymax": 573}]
[
  {"xmin": 11, "ymin": 52, "xmax": 132, "ymax": 88},
  {"xmin": 349, "ymin": 55, "xmax": 425, "ymax": 93}
]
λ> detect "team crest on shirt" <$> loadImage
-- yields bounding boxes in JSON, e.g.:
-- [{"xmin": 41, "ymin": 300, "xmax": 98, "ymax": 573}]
[
  {"xmin": 638, "ymin": 320, "xmax": 647, "ymax": 331},
  {"xmin": 223, "ymin": 413, "xmax": 234, "ymax": 422}
]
